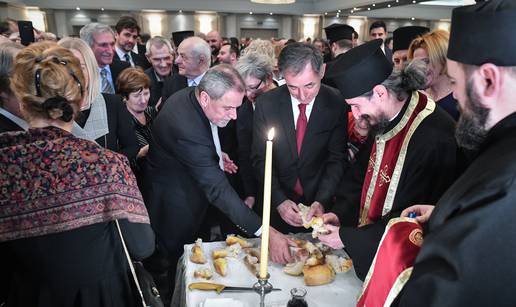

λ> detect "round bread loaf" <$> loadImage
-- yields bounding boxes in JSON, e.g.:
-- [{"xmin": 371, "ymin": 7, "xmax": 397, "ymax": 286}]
[{"xmin": 303, "ymin": 264, "xmax": 336, "ymax": 286}]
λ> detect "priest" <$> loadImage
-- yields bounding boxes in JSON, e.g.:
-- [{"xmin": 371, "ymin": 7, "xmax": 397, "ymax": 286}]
[
  {"xmin": 391, "ymin": 26, "xmax": 429, "ymax": 71},
  {"xmin": 317, "ymin": 39, "xmax": 458, "ymax": 280},
  {"xmin": 394, "ymin": 0, "xmax": 516, "ymax": 305}
]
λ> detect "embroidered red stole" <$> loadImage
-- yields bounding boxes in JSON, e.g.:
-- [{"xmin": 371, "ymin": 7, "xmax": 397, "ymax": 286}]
[
  {"xmin": 358, "ymin": 92, "xmax": 435, "ymax": 227},
  {"xmin": 357, "ymin": 217, "xmax": 423, "ymax": 307}
]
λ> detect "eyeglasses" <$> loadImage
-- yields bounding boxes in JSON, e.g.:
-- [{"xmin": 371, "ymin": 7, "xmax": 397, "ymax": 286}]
[{"xmin": 246, "ymin": 79, "xmax": 263, "ymax": 92}]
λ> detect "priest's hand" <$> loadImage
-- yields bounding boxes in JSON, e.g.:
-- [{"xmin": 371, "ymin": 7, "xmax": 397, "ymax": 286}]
[
  {"xmin": 244, "ymin": 196, "xmax": 255, "ymax": 209},
  {"xmin": 322, "ymin": 212, "xmax": 340, "ymax": 227},
  {"xmin": 222, "ymin": 152, "xmax": 238, "ymax": 174},
  {"xmin": 305, "ymin": 201, "xmax": 324, "ymax": 221},
  {"xmin": 401, "ymin": 204, "xmax": 435, "ymax": 224},
  {"xmin": 269, "ymin": 227, "xmax": 295, "ymax": 264},
  {"xmin": 277, "ymin": 200, "xmax": 303, "ymax": 227},
  {"xmin": 318, "ymin": 225, "xmax": 344, "ymax": 249}
]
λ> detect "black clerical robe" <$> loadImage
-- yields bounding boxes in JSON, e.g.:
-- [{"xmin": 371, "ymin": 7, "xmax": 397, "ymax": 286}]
[
  {"xmin": 394, "ymin": 112, "xmax": 516, "ymax": 306},
  {"xmin": 333, "ymin": 92, "xmax": 458, "ymax": 280}
]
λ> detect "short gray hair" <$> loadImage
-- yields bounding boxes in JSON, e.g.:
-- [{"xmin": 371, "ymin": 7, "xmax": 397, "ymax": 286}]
[
  {"xmin": 186, "ymin": 37, "xmax": 211, "ymax": 69},
  {"xmin": 145, "ymin": 36, "xmax": 173, "ymax": 56},
  {"xmin": 362, "ymin": 59, "xmax": 427, "ymax": 101},
  {"xmin": 197, "ymin": 64, "xmax": 245, "ymax": 100},
  {"xmin": 235, "ymin": 52, "xmax": 273, "ymax": 81},
  {"xmin": 278, "ymin": 42, "xmax": 323, "ymax": 76},
  {"xmin": 79, "ymin": 23, "xmax": 115, "ymax": 47}
]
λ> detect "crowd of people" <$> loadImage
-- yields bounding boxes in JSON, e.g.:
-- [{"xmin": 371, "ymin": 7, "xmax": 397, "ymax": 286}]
[{"xmin": 2, "ymin": 0, "xmax": 516, "ymax": 306}]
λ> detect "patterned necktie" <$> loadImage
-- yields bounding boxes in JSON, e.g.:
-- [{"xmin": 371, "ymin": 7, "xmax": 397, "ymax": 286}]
[
  {"xmin": 294, "ymin": 103, "xmax": 308, "ymax": 197},
  {"xmin": 100, "ymin": 68, "xmax": 114, "ymax": 94}
]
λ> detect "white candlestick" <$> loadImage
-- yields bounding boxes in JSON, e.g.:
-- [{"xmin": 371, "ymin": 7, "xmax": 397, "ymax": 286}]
[{"xmin": 259, "ymin": 128, "xmax": 274, "ymax": 279}]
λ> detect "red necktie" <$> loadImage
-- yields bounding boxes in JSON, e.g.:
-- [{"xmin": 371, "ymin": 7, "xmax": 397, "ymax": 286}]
[{"xmin": 294, "ymin": 103, "xmax": 307, "ymax": 197}]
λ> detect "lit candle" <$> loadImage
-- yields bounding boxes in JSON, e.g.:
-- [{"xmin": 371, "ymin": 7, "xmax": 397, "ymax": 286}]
[{"xmin": 259, "ymin": 128, "xmax": 275, "ymax": 279}]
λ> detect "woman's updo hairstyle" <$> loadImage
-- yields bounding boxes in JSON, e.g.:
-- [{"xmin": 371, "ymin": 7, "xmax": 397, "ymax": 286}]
[{"xmin": 11, "ymin": 41, "xmax": 85, "ymax": 122}]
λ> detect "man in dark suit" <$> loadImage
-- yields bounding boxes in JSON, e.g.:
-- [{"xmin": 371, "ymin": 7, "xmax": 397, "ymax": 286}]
[
  {"xmin": 161, "ymin": 36, "xmax": 210, "ymax": 103},
  {"xmin": 113, "ymin": 16, "xmax": 150, "ymax": 70},
  {"xmin": 251, "ymin": 43, "xmax": 349, "ymax": 234},
  {"xmin": 80, "ymin": 23, "xmax": 130, "ymax": 94},
  {"xmin": 144, "ymin": 64, "xmax": 293, "ymax": 302},
  {"xmin": 369, "ymin": 20, "xmax": 393, "ymax": 64},
  {"xmin": 143, "ymin": 36, "xmax": 175, "ymax": 107}
]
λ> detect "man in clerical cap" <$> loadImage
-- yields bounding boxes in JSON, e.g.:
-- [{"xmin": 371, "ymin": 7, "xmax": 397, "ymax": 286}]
[
  {"xmin": 393, "ymin": 1, "xmax": 516, "ymax": 305},
  {"xmin": 171, "ymin": 30, "xmax": 194, "ymax": 49},
  {"xmin": 392, "ymin": 26, "xmax": 429, "ymax": 70},
  {"xmin": 322, "ymin": 23, "xmax": 355, "ymax": 87},
  {"xmin": 314, "ymin": 39, "xmax": 458, "ymax": 280}
]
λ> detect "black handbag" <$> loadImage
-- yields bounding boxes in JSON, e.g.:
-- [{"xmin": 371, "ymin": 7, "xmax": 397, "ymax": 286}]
[{"xmin": 115, "ymin": 220, "xmax": 164, "ymax": 307}]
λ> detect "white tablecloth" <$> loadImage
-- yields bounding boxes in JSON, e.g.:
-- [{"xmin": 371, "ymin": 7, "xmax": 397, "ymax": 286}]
[{"xmin": 172, "ymin": 236, "xmax": 363, "ymax": 307}]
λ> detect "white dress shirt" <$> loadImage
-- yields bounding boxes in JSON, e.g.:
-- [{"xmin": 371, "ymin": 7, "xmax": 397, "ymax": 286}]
[
  {"xmin": 188, "ymin": 72, "xmax": 206, "ymax": 87},
  {"xmin": 291, "ymin": 96, "xmax": 315, "ymax": 128},
  {"xmin": 209, "ymin": 121, "xmax": 262, "ymax": 236},
  {"xmin": 115, "ymin": 46, "xmax": 135, "ymax": 67}
]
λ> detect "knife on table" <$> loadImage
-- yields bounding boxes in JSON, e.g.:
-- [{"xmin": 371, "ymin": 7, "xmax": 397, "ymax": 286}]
[{"xmin": 188, "ymin": 282, "xmax": 282, "ymax": 294}]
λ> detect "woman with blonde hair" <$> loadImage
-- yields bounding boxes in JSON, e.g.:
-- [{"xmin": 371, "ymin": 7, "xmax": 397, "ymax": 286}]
[
  {"xmin": 408, "ymin": 29, "xmax": 459, "ymax": 120},
  {"xmin": 58, "ymin": 37, "xmax": 139, "ymax": 159},
  {"xmin": 0, "ymin": 42, "xmax": 154, "ymax": 307}
]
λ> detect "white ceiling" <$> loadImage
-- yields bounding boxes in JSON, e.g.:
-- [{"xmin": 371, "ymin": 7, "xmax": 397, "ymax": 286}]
[{"xmin": 13, "ymin": 0, "xmax": 468, "ymax": 20}]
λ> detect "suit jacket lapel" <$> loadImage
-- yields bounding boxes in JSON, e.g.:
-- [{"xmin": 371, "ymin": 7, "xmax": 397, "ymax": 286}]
[
  {"xmin": 299, "ymin": 91, "xmax": 328, "ymax": 162},
  {"xmin": 279, "ymin": 88, "xmax": 298, "ymax": 160}
]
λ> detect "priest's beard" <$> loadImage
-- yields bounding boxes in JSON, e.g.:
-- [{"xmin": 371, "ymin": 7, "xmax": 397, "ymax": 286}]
[
  {"xmin": 455, "ymin": 80, "xmax": 489, "ymax": 150},
  {"xmin": 363, "ymin": 113, "xmax": 391, "ymax": 138}
]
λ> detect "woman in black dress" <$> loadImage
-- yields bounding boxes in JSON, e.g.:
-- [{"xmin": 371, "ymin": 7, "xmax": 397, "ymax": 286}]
[
  {"xmin": 116, "ymin": 67, "xmax": 158, "ymax": 186},
  {"xmin": 0, "ymin": 42, "xmax": 154, "ymax": 307}
]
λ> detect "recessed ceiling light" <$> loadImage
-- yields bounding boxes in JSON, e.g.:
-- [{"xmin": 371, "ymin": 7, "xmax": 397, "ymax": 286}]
[
  {"xmin": 249, "ymin": 11, "xmax": 253, "ymax": 14},
  {"xmin": 411, "ymin": 17, "xmax": 415, "ymax": 20},
  {"xmin": 76, "ymin": 7, "xmax": 80, "ymax": 10}
]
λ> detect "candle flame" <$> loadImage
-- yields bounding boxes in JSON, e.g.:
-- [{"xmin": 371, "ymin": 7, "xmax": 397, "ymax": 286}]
[{"xmin": 267, "ymin": 128, "xmax": 275, "ymax": 141}]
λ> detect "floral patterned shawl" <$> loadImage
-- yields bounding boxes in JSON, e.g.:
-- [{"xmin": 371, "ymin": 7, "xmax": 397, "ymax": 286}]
[{"xmin": 0, "ymin": 126, "xmax": 149, "ymax": 242}]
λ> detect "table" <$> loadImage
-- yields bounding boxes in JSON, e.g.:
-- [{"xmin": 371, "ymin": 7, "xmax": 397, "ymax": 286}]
[{"xmin": 171, "ymin": 236, "xmax": 363, "ymax": 307}]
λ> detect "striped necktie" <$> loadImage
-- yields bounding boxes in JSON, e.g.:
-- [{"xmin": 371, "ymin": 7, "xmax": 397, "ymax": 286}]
[{"xmin": 100, "ymin": 68, "xmax": 114, "ymax": 94}]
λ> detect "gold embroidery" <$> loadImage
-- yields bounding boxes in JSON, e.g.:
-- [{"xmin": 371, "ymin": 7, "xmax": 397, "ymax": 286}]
[
  {"xmin": 409, "ymin": 229, "xmax": 424, "ymax": 247},
  {"xmin": 382, "ymin": 93, "xmax": 436, "ymax": 216},
  {"xmin": 378, "ymin": 165, "xmax": 391, "ymax": 187}
]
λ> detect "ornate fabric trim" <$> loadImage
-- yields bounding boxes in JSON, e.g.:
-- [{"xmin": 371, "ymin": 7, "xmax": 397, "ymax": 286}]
[
  {"xmin": 382, "ymin": 93, "xmax": 435, "ymax": 216},
  {"xmin": 359, "ymin": 92, "xmax": 436, "ymax": 226},
  {"xmin": 384, "ymin": 267, "xmax": 414, "ymax": 307},
  {"xmin": 357, "ymin": 217, "xmax": 420, "ymax": 306}
]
